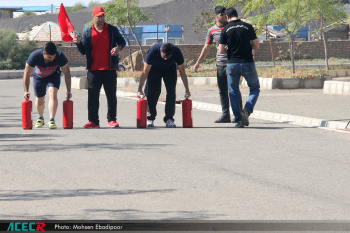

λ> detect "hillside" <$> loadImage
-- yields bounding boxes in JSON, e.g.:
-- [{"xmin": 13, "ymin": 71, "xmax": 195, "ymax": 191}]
[{"xmin": 0, "ymin": 0, "xmax": 217, "ymax": 44}]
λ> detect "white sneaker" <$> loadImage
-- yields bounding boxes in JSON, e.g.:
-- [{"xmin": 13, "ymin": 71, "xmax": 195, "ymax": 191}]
[
  {"xmin": 147, "ymin": 120, "xmax": 154, "ymax": 127},
  {"xmin": 166, "ymin": 119, "xmax": 176, "ymax": 128}
]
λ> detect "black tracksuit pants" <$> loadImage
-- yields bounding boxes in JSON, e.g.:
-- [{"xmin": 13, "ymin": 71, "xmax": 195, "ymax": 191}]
[
  {"xmin": 87, "ymin": 70, "xmax": 117, "ymax": 125},
  {"xmin": 217, "ymin": 65, "xmax": 242, "ymax": 119},
  {"xmin": 145, "ymin": 66, "xmax": 177, "ymax": 123}
]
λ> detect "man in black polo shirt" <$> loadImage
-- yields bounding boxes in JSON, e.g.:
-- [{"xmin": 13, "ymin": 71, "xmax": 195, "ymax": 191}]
[
  {"xmin": 137, "ymin": 43, "xmax": 191, "ymax": 128},
  {"xmin": 219, "ymin": 7, "xmax": 260, "ymax": 128}
]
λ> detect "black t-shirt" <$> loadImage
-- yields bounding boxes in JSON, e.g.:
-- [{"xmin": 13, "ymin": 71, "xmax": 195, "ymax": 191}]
[
  {"xmin": 219, "ymin": 19, "xmax": 257, "ymax": 63},
  {"xmin": 27, "ymin": 49, "xmax": 68, "ymax": 78},
  {"xmin": 145, "ymin": 43, "xmax": 184, "ymax": 70}
]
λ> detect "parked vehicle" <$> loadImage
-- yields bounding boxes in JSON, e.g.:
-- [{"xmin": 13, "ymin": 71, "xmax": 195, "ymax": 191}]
[
  {"xmin": 116, "ymin": 54, "xmax": 126, "ymax": 71},
  {"xmin": 118, "ymin": 63, "xmax": 126, "ymax": 71}
]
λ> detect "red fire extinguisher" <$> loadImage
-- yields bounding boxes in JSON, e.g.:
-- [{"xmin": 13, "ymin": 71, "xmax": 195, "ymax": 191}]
[
  {"xmin": 137, "ymin": 96, "xmax": 147, "ymax": 128},
  {"xmin": 182, "ymin": 96, "xmax": 193, "ymax": 128},
  {"xmin": 22, "ymin": 99, "xmax": 32, "ymax": 130},
  {"xmin": 63, "ymin": 99, "xmax": 73, "ymax": 129}
]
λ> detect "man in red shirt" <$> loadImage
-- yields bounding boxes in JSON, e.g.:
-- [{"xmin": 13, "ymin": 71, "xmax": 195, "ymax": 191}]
[{"xmin": 76, "ymin": 6, "xmax": 126, "ymax": 128}]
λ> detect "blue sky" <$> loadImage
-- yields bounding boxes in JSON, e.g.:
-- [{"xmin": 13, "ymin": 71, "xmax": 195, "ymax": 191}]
[{"xmin": 0, "ymin": 0, "xmax": 110, "ymax": 7}]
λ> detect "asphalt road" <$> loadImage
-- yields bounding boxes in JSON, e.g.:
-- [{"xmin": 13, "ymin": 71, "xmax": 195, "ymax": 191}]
[{"xmin": 1, "ymin": 79, "xmax": 350, "ymax": 220}]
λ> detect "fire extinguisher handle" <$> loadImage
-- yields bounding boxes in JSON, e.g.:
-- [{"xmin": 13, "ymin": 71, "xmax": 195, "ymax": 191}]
[
  {"xmin": 185, "ymin": 94, "xmax": 190, "ymax": 99},
  {"xmin": 24, "ymin": 92, "xmax": 30, "ymax": 100}
]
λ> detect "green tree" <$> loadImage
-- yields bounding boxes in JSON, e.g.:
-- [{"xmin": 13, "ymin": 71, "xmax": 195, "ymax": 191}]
[
  {"xmin": 0, "ymin": 28, "xmax": 17, "ymax": 60},
  {"xmin": 104, "ymin": 0, "xmax": 152, "ymax": 71},
  {"xmin": 192, "ymin": 0, "xmax": 218, "ymax": 34},
  {"xmin": 88, "ymin": 1, "xmax": 101, "ymax": 7},
  {"xmin": 307, "ymin": 0, "xmax": 347, "ymax": 70},
  {"xmin": 66, "ymin": 2, "xmax": 85, "ymax": 12},
  {"xmin": 21, "ymin": 11, "xmax": 36, "ymax": 17},
  {"xmin": 217, "ymin": 0, "xmax": 311, "ymax": 73},
  {"xmin": 0, "ymin": 29, "xmax": 36, "ymax": 70},
  {"xmin": 9, "ymin": 39, "xmax": 37, "ymax": 69}
]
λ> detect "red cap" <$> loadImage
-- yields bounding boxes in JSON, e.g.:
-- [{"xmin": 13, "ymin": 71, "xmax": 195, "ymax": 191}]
[{"xmin": 92, "ymin": 6, "xmax": 105, "ymax": 16}]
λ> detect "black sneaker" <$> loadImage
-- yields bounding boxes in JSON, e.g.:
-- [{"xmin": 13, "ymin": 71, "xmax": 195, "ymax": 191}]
[
  {"xmin": 214, "ymin": 116, "xmax": 231, "ymax": 123},
  {"xmin": 240, "ymin": 108, "xmax": 250, "ymax": 126},
  {"xmin": 235, "ymin": 121, "xmax": 245, "ymax": 128}
]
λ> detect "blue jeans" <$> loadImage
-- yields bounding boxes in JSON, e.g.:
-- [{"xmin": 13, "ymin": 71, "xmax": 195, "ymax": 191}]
[{"xmin": 227, "ymin": 62, "xmax": 260, "ymax": 122}]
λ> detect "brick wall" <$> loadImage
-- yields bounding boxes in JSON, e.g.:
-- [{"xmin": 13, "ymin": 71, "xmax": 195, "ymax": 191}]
[
  {"xmin": 58, "ymin": 40, "xmax": 350, "ymax": 67},
  {"xmin": 254, "ymin": 40, "xmax": 350, "ymax": 61},
  {"xmin": 59, "ymin": 46, "xmax": 86, "ymax": 67}
]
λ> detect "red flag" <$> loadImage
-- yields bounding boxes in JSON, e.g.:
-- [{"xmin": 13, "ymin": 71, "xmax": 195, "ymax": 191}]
[{"xmin": 57, "ymin": 3, "xmax": 75, "ymax": 42}]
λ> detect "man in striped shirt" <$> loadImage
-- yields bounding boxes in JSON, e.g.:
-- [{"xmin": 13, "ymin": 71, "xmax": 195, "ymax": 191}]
[{"xmin": 193, "ymin": 6, "xmax": 241, "ymax": 123}]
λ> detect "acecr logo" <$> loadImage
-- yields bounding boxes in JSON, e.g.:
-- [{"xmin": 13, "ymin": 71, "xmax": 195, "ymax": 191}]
[{"xmin": 7, "ymin": 222, "xmax": 45, "ymax": 231}]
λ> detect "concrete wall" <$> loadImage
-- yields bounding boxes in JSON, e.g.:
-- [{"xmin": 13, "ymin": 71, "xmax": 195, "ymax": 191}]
[{"xmin": 58, "ymin": 40, "xmax": 350, "ymax": 67}]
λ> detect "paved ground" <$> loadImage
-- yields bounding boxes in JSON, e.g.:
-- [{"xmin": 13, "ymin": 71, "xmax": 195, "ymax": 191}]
[
  {"xmin": 1, "ymin": 79, "xmax": 350, "ymax": 221},
  {"xmin": 121, "ymin": 84, "xmax": 350, "ymax": 123}
]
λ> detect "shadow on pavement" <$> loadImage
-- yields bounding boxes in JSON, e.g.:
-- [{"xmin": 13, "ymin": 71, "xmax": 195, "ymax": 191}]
[
  {"xmin": 244, "ymin": 126, "xmax": 310, "ymax": 130},
  {"xmin": 84, "ymin": 209, "xmax": 227, "ymax": 220},
  {"xmin": 0, "ymin": 188, "xmax": 176, "ymax": 202},
  {"xmin": 0, "ymin": 142, "xmax": 171, "ymax": 152},
  {"xmin": 0, "ymin": 133, "xmax": 60, "ymax": 141},
  {"xmin": 0, "ymin": 107, "xmax": 22, "ymax": 128},
  {"xmin": 0, "ymin": 209, "xmax": 226, "ymax": 220}
]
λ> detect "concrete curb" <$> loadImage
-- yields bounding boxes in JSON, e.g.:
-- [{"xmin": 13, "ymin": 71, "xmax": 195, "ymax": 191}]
[
  {"xmin": 2, "ymin": 73, "xmax": 331, "ymax": 91},
  {"xmin": 323, "ymin": 81, "xmax": 350, "ymax": 96},
  {"xmin": 242, "ymin": 77, "xmax": 331, "ymax": 90},
  {"xmin": 115, "ymin": 90, "xmax": 350, "ymax": 132},
  {"xmin": 0, "ymin": 71, "xmax": 23, "ymax": 79},
  {"xmin": 71, "ymin": 76, "xmax": 219, "ymax": 89},
  {"xmin": 0, "ymin": 70, "xmax": 87, "ymax": 80},
  {"xmin": 72, "ymin": 76, "xmax": 328, "ymax": 90},
  {"xmin": 71, "ymin": 77, "xmax": 88, "ymax": 89},
  {"xmin": 328, "ymin": 69, "xmax": 350, "ymax": 78}
]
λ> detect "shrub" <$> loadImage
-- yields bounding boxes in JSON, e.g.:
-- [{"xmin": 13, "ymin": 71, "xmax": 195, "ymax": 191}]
[
  {"xmin": 257, "ymin": 66, "xmax": 329, "ymax": 79},
  {"xmin": 10, "ymin": 39, "xmax": 37, "ymax": 70},
  {"xmin": 0, "ymin": 29, "xmax": 36, "ymax": 70},
  {"xmin": 21, "ymin": 11, "xmax": 36, "ymax": 17},
  {"xmin": 0, "ymin": 28, "xmax": 17, "ymax": 59},
  {"xmin": 292, "ymin": 68, "xmax": 329, "ymax": 79},
  {"xmin": 117, "ymin": 66, "xmax": 328, "ymax": 79},
  {"xmin": 329, "ymin": 64, "xmax": 350, "ymax": 70},
  {"xmin": 65, "ymin": 2, "xmax": 85, "ymax": 12},
  {"xmin": 257, "ymin": 66, "xmax": 292, "ymax": 78}
]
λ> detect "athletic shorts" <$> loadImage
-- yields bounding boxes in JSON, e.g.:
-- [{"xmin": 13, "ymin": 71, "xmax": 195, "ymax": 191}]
[{"xmin": 33, "ymin": 72, "xmax": 61, "ymax": 98}]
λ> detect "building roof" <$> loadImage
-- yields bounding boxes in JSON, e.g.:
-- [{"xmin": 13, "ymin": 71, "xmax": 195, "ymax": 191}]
[
  {"xmin": 268, "ymin": 25, "xmax": 309, "ymax": 38},
  {"xmin": 17, "ymin": 21, "xmax": 62, "ymax": 42},
  {"xmin": 0, "ymin": 6, "xmax": 59, "ymax": 12},
  {"xmin": 0, "ymin": 7, "xmax": 22, "ymax": 11},
  {"xmin": 0, "ymin": 6, "xmax": 92, "ymax": 35}
]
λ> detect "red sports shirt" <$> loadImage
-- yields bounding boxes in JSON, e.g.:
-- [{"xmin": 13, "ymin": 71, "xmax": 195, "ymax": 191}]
[{"xmin": 90, "ymin": 23, "xmax": 110, "ymax": 70}]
